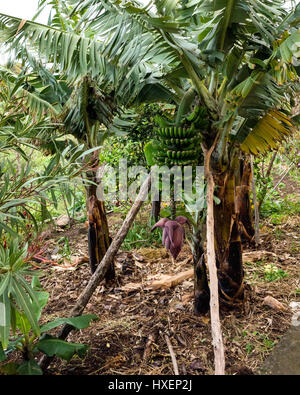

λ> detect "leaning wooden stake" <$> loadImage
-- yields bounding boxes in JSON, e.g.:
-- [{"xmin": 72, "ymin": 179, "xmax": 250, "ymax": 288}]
[
  {"xmin": 202, "ymin": 143, "xmax": 225, "ymax": 375},
  {"xmin": 39, "ymin": 172, "xmax": 152, "ymax": 371}
]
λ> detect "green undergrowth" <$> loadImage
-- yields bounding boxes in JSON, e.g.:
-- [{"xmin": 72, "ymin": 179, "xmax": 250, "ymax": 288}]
[
  {"xmin": 260, "ymin": 195, "xmax": 300, "ymax": 224},
  {"xmin": 121, "ymin": 220, "xmax": 162, "ymax": 251}
]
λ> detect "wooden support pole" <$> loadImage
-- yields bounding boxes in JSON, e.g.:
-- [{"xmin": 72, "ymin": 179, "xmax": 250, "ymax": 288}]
[
  {"xmin": 202, "ymin": 141, "xmax": 225, "ymax": 376},
  {"xmin": 206, "ymin": 171, "xmax": 225, "ymax": 375}
]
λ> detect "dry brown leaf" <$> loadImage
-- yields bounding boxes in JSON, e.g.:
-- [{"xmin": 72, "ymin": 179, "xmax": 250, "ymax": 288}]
[
  {"xmin": 132, "ymin": 253, "xmax": 145, "ymax": 262},
  {"xmin": 263, "ymin": 296, "xmax": 287, "ymax": 311},
  {"xmin": 16, "ymin": 19, "xmax": 27, "ymax": 35},
  {"xmin": 151, "ymin": 269, "xmax": 193, "ymax": 289},
  {"xmin": 71, "ymin": 255, "xmax": 89, "ymax": 265},
  {"xmin": 190, "ymin": 359, "xmax": 205, "ymax": 371},
  {"xmin": 243, "ymin": 250, "xmax": 278, "ymax": 263},
  {"xmin": 201, "ymin": 316, "xmax": 210, "ymax": 325},
  {"xmin": 121, "ymin": 282, "xmax": 143, "ymax": 292}
]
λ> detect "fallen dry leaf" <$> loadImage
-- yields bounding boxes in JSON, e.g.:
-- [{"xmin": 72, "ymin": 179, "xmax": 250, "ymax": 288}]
[
  {"xmin": 121, "ymin": 282, "xmax": 143, "ymax": 292},
  {"xmin": 201, "ymin": 316, "xmax": 210, "ymax": 325},
  {"xmin": 263, "ymin": 296, "xmax": 287, "ymax": 311},
  {"xmin": 151, "ymin": 269, "xmax": 193, "ymax": 289},
  {"xmin": 243, "ymin": 250, "xmax": 278, "ymax": 263}
]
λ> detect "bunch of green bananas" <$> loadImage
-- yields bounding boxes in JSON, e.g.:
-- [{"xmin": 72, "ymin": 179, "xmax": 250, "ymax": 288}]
[
  {"xmin": 152, "ymin": 126, "xmax": 199, "ymax": 166},
  {"xmin": 153, "ymin": 105, "xmax": 209, "ymax": 167},
  {"xmin": 153, "ymin": 125, "xmax": 199, "ymax": 166},
  {"xmin": 155, "ymin": 126, "xmax": 196, "ymax": 139}
]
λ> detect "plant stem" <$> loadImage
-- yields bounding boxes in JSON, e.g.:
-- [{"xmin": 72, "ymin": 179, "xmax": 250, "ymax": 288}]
[
  {"xmin": 250, "ymin": 156, "xmax": 260, "ymax": 245},
  {"xmin": 60, "ymin": 186, "xmax": 71, "ymax": 227}
]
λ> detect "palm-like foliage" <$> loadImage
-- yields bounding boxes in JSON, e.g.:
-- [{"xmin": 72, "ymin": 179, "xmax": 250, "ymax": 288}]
[
  {"xmin": 0, "ymin": 143, "xmax": 100, "ymax": 236},
  {"xmin": 0, "ymin": 65, "xmax": 105, "ymax": 237},
  {"xmin": 0, "ymin": 240, "xmax": 40, "ymax": 349},
  {"xmin": 0, "ymin": 0, "xmax": 299, "ymax": 313},
  {"xmin": 0, "ymin": 1, "xmax": 180, "ymax": 106},
  {"xmin": 1, "ymin": 1, "xmax": 298, "ymax": 154}
]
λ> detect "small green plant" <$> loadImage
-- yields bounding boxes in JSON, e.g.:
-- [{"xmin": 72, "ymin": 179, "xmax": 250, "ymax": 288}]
[
  {"xmin": 68, "ymin": 190, "xmax": 86, "ymax": 217},
  {"xmin": 264, "ymin": 264, "xmax": 288, "ymax": 282},
  {"xmin": 245, "ymin": 343, "xmax": 255, "ymax": 354},
  {"xmin": 256, "ymin": 333, "xmax": 276, "ymax": 352},
  {"xmin": 57, "ymin": 237, "xmax": 72, "ymax": 259},
  {"xmin": 290, "ymin": 242, "xmax": 299, "ymax": 254},
  {"xmin": 122, "ymin": 221, "xmax": 162, "ymax": 250},
  {"xmin": 0, "ymin": 241, "xmax": 97, "ymax": 375},
  {"xmin": 262, "ymin": 337, "xmax": 276, "ymax": 351},
  {"xmin": 112, "ymin": 201, "xmax": 132, "ymax": 218}
]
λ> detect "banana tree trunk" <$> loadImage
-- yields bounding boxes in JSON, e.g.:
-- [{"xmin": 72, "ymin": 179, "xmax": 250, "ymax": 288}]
[
  {"xmin": 85, "ymin": 153, "xmax": 114, "ymax": 281},
  {"xmin": 212, "ymin": 158, "xmax": 244, "ymax": 308},
  {"xmin": 85, "ymin": 152, "xmax": 99, "ymax": 213},
  {"xmin": 194, "ymin": 149, "xmax": 255, "ymax": 313},
  {"xmin": 193, "ymin": 225, "xmax": 210, "ymax": 315},
  {"xmin": 88, "ymin": 195, "xmax": 114, "ymax": 279},
  {"xmin": 151, "ymin": 190, "xmax": 161, "ymax": 222},
  {"xmin": 235, "ymin": 157, "xmax": 255, "ymax": 243}
]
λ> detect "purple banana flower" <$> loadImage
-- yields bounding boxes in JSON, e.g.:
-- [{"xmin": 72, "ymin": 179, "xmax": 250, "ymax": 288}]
[
  {"xmin": 151, "ymin": 216, "xmax": 190, "ymax": 260},
  {"xmin": 175, "ymin": 216, "xmax": 191, "ymax": 227}
]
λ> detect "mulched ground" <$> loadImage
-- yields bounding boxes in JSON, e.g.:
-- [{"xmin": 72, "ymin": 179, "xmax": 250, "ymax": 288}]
[
  {"xmin": 8, "ymin": 208, "xmax": 296, "ymax": 376},
  {"xmin": 1, "ymin": 172, "xmax": 299, "ymax": 376}
]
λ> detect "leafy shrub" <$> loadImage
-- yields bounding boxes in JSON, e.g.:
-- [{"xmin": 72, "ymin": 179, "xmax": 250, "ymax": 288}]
[{"xmin": 0, "ymin": 242, "xmax": 97, "ymax": 374}]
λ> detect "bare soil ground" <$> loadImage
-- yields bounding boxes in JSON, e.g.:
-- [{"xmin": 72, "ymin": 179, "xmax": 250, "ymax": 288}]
[
  {"xmin": 2, "ymin": 179, "xmax": 299, "ymax": 376},
  {"xmin": 16, "ymin": 217, "xmax": 299, "ymax": 375}
]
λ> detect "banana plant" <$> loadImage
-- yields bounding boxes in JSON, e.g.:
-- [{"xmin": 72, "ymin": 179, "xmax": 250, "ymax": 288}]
[
  {"xmin": 0, "ymin": 10, "xmax": 143, "ymax": 275},
  {"xmin": 0, "ymin": 0, "xmax": 299, "ymax": 313},
  {"xmin": 0, "ymin": 142, "xmax": 100, "ymax": 238},
  {"xmin": 0, "ymin": 62, "xmax": 129, "ymax": 276}
]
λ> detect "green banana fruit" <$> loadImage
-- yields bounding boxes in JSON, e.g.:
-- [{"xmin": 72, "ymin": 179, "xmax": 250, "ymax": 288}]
[{"xmin": 186, "ymin": 105, "xmax": 200, "ymax": 122}]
